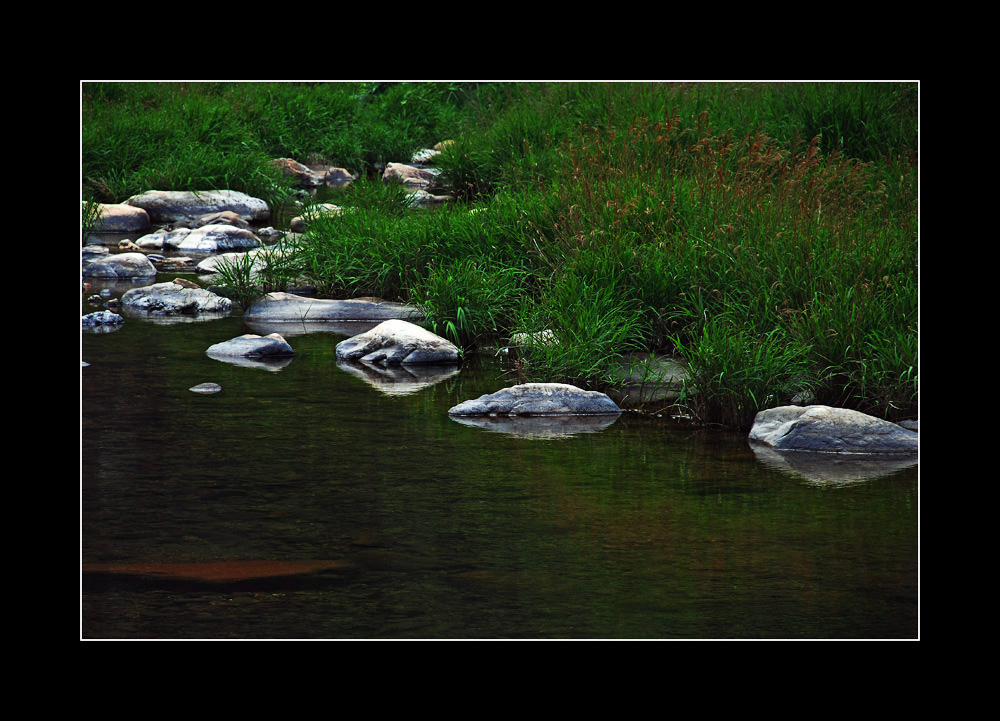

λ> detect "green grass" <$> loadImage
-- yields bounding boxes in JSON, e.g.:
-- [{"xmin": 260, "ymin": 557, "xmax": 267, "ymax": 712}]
[{"xmin": 82, "ymin": 81, "xmax": 918, "ymax": 429}]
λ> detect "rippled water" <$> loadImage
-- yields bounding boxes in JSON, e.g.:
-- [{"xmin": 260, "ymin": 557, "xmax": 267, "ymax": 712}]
[{"xmin": 81, "ymin": 291, "xmax": 918, "ymax": 639}]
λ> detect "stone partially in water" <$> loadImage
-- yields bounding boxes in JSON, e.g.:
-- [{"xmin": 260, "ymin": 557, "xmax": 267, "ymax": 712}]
[
  {"xmin": 748, "ymin": 405, "xmax": 919, "ymax": 455},
  {"xmin": 336, "ymin": 319, "xmax": 459, "ymax": 366},
  {"xmin": 81, "ymin": 252, "xmax": 157, "ymax": 280},
  {"xmin": 448, "ymin": 383, "xmax": 622, "ymax": 417},
  {"xmin": 120, "ymin": 281, "xmax": 233, "ymax": 315},
  {"xmin": 125, "ymin": 189, "xmax": 270, "ymax": 224},
  {"xmin": 206, "ymin": 333, "xmax": 294, "ymax": 359},
  {"xmin": 189, "ymin": 383, "xmax": 222, "ymax": 394},
  {"xmin": 86, "ymin": 202, "xmax": 151, "ymax": 233},
  {"xmin": 81, "ymin": 310, "xmax": 124, "ymax": 326}
]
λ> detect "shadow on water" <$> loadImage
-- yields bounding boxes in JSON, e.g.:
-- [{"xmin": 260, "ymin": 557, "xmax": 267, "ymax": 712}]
[{"xmin": 81, "ymin": 288, "xmax": 918, "ymax": 639}]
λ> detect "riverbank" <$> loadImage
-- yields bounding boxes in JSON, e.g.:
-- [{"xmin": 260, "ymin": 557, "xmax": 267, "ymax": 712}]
[{"xmin": 82, "ymin": 81, "xmax": 918, "ymax": 430}]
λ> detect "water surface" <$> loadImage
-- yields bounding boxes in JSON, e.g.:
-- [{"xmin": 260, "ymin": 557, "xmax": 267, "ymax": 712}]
[{"xmin": 81, "ymin": 302, "xmax": 918, "ymax": 639}]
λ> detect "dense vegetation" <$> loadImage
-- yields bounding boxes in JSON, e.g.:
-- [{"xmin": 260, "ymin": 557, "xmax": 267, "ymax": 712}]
[{"xmin": 82, "ymin": 81, "xmax": 918, "ymax": 429}]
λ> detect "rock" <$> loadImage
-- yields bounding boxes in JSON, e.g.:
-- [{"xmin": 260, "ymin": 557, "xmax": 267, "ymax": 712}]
[
  {"xmin": 81, "ymin": 252, "xmax": 157, "ymax": 280},
  {"xmin": 86, "ymin": 202, "xmax": 151, "ymax": 233},
  {"xmin": 135, "ymin": 227, "xmax": 189, "ymax": 249},
  {"xmin": 245, "ymin": 292, "xmax": 424, "ymax": 324},
  {"xmin": 189, "ymin": 382, "xmax": 222, "ymax": 394},
  {"xmin": 408, "ymin": 189, "xmax": 452, "ymax": 206},
  {"xmin": 382, "ymin": 162, "xmax": 439, "ymax": 187},
  {"xmin": 152, "ymin": 256, "xmax": 197, "ymax": 271},
  {"xmin": 748, "ymin": 405, "xmax": 919, "ymax": 454},
  {"xmin": 81, "ymin": 310, "xmax": 124, "ymax": 326},
  {"xmin": 448, "ymin": 383, "xmax": 623, "ymax": 417},
  {"xmin": 322, "ymin": 167, "xmax": 354, "ymax": 182},
  {"xmin": 172, "ymin": 277, "xmax": 200, "ymax": 289},
  {"xmin": 256, "ymin": 226, "xmax": 283, "ymax": 242},
  {"xmin": 289, "ymin": 203, "xmax": 343, "ymax": 232},
  {"xmin": 81, "ymin": 246, "xmax": 109, "ymax": 264},
  {"xmin": 411, "ymin": 148, "xmax": 441, "ymax": 164},
  {"xmin": 206, "ymin": 333, "xmax": 293, "ymax": 358},
  {"xmin": 272, "ymin": 158, "xmax": 355, "ymax": 187},
  {"xmin": 508, "ymin": 329, "xmax": 558, "ymax": 348},
  {"xmin": 192, "ymin": 210, "xmax": 251, "ymax": 229},
  {"xmin": 335, "ymin": 319, "xmax": 459, "ymax": 365},
  {"xmin": 136, "ymin": 224, "xmax": 260, "ymax": 253},
  {"xmin": 898, "ymin": 419, "xmax": 918, "ymax": 432},
  {"xmin": 194, "ymin": 246, "xmax": 284, "ymax": 275},
  {"xmin": 125, "ymin": 190, "xmax": 270, "ymax": 224},
  {"xmin": 120, "ymin": 281, "xmax": 233, "ymax": 315},
  {"xmin": 606, "ymin": 352, "xmax": 692, "ymax": 404}
]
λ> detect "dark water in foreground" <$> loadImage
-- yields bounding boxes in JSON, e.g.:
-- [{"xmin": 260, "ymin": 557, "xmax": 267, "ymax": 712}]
[{"xmin": 81, "ymin": 304, "xmax": 918, "ymax": 639}]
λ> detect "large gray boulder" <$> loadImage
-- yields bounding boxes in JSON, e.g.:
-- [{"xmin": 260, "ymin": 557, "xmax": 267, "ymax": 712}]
[
  {"xmin": 81, "ymin": 252, "xmax": 157, "ymax": 279},
  {"xmin": 245, "ymin": 292, "xmax": 423, "ymax": 324},
  {"xmin": 448, "ymin": 383, "xmax": 622, "ymax": 417},
  {"xmin": 748, "ymin": 405, "xmax": 919, "ymax": 454},
  {"xmin": 206, "ymin": 333, "xmax": 293, "ymax": 358},
  {"xmin": 125, "ymin": 190, "xmax": 270, "ymax": 224},
  {"xmin": 120, "ymin": 281, "xmax": 232, "ymax": 315},
  {"xmin": 335, "ymin": 319, "xmax": 459, "ymax": 365}
]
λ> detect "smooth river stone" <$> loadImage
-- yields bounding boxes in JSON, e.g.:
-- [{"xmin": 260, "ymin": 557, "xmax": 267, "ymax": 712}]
[{"xmin": 189, "ymin": 383, "xmax": 222, "ymax": 394}]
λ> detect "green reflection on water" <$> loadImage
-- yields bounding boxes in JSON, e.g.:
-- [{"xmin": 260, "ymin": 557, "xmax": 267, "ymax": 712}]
[{"xmin": 81, "ymin": 311, "xmax": 917, "ymax": 639}]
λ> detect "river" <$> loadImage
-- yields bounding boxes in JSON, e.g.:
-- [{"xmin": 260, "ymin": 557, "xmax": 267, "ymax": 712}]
[{"xmin": 81, "ymin": 298, "xmax": 918, "ymax": 639}]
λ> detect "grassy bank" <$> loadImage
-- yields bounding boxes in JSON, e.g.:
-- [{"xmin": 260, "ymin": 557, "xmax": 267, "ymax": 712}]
[{"xmin": 81, "ymin": 81, "xmax": 918, "ymax": 429}]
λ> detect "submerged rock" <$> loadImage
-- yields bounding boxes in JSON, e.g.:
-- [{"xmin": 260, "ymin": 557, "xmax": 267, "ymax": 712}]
[
  {"xmin": 125, "ymin": 190, "xmax": 270, "ymax": 224},
  {"xmin": 748, "ymin": 405, "xmax": 919, "ymax": 455},
  {"xmin": 448, "ymin": 383, "xmax": 622, "ymax": 417},
  {"xmin": 206, "ymin": 333, "xmax": 294, "ymax": 359},
  {"xmin": 81, "ymin": 252, "xmax": 157, "ymax": 280},
  {"xmin": 335, "ymin": 319, "xmax": 459, "ymax": 365},
  {"xmin": 120, "ymin": 281, "xmax": 233, "ymax": 315}
]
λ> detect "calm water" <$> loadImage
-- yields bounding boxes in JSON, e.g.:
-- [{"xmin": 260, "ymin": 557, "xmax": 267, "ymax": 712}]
[{"xmin": 80, "ymin": 288, "xmax": 918, "ymax": 639}]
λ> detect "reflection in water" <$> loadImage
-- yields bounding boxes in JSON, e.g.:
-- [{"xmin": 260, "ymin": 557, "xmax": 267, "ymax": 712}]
[
  {"xmin": 336, "ymin": 360, "xmax": 460, "ymax": 396},
  {"xmin": 749, "ymin": 444, "xmax": 919, "ymax": 486},
  {"xmin": 81, "ymin": 310, "xmax": 918, "ymax": 639},
  {"xmin": 448, "ymin": 413, "xmax": 620, "ymax": 439},
  {"xmin": 205, "ymin": 352, "xmax": 293, "ymax": 372}
]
